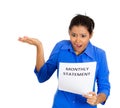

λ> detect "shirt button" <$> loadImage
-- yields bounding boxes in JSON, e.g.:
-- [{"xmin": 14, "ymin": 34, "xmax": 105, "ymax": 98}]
[{"xmin": 73, "ymin": 100, "xmax": 75, "ymax": 104}]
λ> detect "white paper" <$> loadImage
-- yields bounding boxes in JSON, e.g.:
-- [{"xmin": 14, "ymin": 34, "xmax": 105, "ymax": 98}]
[{"xmin": 58, "ymin": 62, "xmax": 97, "ymax": 95}]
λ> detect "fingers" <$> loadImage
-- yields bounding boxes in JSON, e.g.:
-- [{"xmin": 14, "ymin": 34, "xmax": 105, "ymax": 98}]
[
  {"xmin": 18, "ymin": 36, "xmax": 28, "ymax": 42},
  {"xmin": 18, "ymin": 36, "xmax": 34, "ymax": 44},
  {"xmin": 18, "ymin": 36, "xmax": 41, "ymax": 46},
  {"xmin": 83, "ymin": 92, "xmax": 97, "ymax": 106},
  {"xmin": 88, "ymin": 92, "xmax": 96, "ymax": 97},
  {"xmin": 83, "ymin": 92, "xmax": 96, "ymax": 98},
  {"xmin": 87, "ymin": 97, "xmax": 97, "ymax": 106}
]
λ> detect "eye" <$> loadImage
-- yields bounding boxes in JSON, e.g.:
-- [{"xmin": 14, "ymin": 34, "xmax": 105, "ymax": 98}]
[
  {"xmin": 71, "ymin": 33, "xmax": 76, "ymax": 37},
  {"xmin": 81, "ymin": 34, "xmax": 87, "ymax": 38}
]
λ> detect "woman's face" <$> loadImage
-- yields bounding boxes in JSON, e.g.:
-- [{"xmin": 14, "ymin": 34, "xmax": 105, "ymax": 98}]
[{"xmin": 69, "ymin": 25, "xmax": 92, "ymax": 55}]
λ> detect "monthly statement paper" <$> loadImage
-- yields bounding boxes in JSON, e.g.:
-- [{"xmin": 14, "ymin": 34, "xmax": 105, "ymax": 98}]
[{"xmin": 58, "ymin": 62, "xmax": 97, "ymax": 95}]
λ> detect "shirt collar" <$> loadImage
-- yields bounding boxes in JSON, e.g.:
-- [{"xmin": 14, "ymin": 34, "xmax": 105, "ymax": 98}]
[
  {"xmin": 61, "ymin": 40, "xmax": 95, "ymax": 59},
  {"xmin": 84, "ymin": 42, "xmax": 95, "ymax": 59},
  {"xmin": 61, "ymin": 40, "xmax": 73, "ymax": 51}
]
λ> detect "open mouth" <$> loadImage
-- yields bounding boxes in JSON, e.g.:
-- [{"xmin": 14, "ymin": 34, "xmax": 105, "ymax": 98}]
[{"xmin": 75, "ymin": 44, "xmax": 82, "ymax": 48}]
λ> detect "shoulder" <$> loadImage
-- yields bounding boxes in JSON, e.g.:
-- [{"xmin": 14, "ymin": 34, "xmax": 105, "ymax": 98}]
[
  {"xmin": 93, "ymin": 45, "xmax": 106, "ymax": 54},
  {"xmin": 91, "ymin": 44, "xmax": 107, "ymax": 60},
  {"xmin": 86, "ymin": 42, "xmax": 106, "ymax": 60},
  {"xmin": 54, "ymin": 40, "xmax": 71, "ymax": 48},
  {"xmin": 56, "ymin": 40, "xmax": 70, "ymax": 45},
  {"xmin": 50, "ymin": 40, "xmax": 70, "ymax": 54}
]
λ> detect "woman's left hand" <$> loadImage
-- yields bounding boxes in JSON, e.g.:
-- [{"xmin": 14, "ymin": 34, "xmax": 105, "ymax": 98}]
[{"xmin": 83, "ymin": 92, "xmax": 98, "ymax": 106}]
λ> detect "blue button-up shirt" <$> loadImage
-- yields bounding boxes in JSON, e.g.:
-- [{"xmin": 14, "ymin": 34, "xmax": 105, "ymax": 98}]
[{"xmin": 34, "ymin": 40, "xmax": 110, "ymax": 108}]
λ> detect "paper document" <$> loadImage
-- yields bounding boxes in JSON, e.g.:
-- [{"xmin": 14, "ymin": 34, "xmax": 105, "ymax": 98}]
[{"xmin": 58, "ymin": 62, "xmax": 96, "ymax": 95}]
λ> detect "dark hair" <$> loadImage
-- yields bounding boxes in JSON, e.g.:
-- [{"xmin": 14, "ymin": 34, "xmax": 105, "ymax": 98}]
[{"xmin": 69, "ymin": 14, "xmax": 95, "ymax": 34}]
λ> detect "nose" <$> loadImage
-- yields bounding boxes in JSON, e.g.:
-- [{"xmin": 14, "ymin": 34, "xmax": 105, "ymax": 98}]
[{"xmin": 76, "ymin": 36, "xmax": 81, "ymax": 43}]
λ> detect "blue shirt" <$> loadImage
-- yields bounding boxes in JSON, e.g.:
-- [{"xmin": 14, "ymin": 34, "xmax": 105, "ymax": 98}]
[{"xmin": 34, "ymin": 40, "xmax": 110, "ymax": 108}]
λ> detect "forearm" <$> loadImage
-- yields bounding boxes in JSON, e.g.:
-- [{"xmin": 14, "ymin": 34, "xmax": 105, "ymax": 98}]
[
  {"xmin": 36, "ymin": 42, "xmax": 45, "ymax": 72},
  {"xmin": 18, "ymin": 36, "xmax": 45, "ymax": 71},
  {"xmin": 96, "ymin": 93, "xmax": 107, "ymax": 104},
  {"xmin": 84, "ymin": 92, "xmax": 107, "ymax": 106}
]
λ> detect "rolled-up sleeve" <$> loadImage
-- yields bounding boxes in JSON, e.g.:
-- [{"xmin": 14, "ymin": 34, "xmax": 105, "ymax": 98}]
[
  {"xmin": 34, "ymin": 54, "xmax": 58, "ymax": 83},
  {"xmin": 34, "ymin": 41, "xmax": 63, "ymax": 83}
]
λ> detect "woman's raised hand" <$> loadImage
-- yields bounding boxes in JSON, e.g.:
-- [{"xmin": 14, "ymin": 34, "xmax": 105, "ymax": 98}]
[{"xmin": 18, "ymin": 36, "xmax": 41, "ymax": 46}]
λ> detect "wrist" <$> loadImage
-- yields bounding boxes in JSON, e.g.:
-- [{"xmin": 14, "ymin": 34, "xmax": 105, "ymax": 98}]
[{"xmin": 96, "ymin": 93, "xmax": 106, "ymax": 104}]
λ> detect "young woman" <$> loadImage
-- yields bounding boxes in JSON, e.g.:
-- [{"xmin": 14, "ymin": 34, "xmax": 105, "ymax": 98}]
[{"xmin": 18, "ymin": 14, "xmax": 110, "ymax": 108}]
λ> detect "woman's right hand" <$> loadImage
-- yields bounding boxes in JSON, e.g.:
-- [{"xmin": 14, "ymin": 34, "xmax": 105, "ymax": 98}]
[
  {"xmin": 18, "ymin": 36, "xmax": 41, "ymax": 47},
  {"xmin": 18, "ymin": 36, "xmax": 45, "ymax": 71}
]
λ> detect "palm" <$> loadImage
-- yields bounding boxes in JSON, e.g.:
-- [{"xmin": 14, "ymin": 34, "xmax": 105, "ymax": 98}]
[{"xmin": 18, "ymin": 36, "xmax": 40, "ymax": 46}]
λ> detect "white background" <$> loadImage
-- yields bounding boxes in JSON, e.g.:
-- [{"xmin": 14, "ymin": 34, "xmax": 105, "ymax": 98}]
[{"xmin": 0, "ymin": 0, "xmax": 119, "ymax": 108}]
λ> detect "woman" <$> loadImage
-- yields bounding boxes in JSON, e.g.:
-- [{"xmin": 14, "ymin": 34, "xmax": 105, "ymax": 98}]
[{"xmin": 18, "ymin": 14, "xmax": 110, "ymax": 108}]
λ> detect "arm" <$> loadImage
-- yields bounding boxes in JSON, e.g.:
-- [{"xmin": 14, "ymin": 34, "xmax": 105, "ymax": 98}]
[
  {"xmin": 18, "ymin": 36, "xmax": 45, "ymax": 71},
  {"xmin": 83, "ymin": 92, "xmax": 106, "ymax": 106},
  {"xmin": 83, "ymin": 50, "xmax": 110, "ymax": 106},
  {"xmin": 35, "ymin": 42, "xmax": 45, "ymax": 71},
  {"xmin": 96, "ymin": 93, "xmax": 106, "ymax": 104}
]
